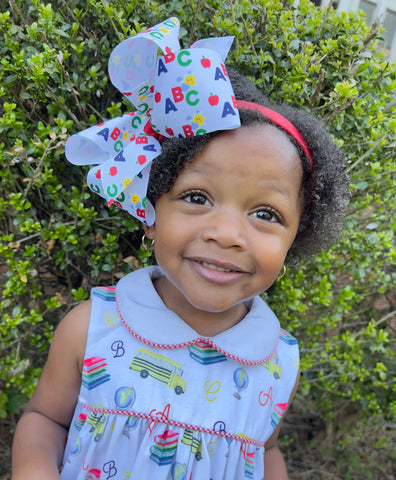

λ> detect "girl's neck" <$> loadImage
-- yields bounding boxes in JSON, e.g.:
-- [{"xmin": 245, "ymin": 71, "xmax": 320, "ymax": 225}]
[{"xmin": 153, "ymin": 276, "xmax": 249, "ymax": 337}]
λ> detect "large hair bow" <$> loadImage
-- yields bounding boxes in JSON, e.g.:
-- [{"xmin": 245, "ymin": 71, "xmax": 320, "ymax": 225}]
[{"xmin": 65, "ymin": 17, "xmax": 241, "ymax": 225}]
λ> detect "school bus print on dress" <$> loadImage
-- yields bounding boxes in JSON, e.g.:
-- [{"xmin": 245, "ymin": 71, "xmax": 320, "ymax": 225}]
[
  {"xmin": 261, "ymin": 354, "xmax": 282, "ymax": 380},
  {"xmin": 130, "ymin": 348, "xmax": 187, "ymax": 395},
  {"xmin": 181, "ymin": 429, "xmax": 203, "ymax": 461}
]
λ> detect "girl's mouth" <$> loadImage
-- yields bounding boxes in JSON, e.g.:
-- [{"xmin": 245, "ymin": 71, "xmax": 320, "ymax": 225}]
[
  {"xmin": 200, "ymin": 261, "xmax": 236, "ymax": 273},
  {"xmin": 187, "ymin": 258, "xmax": 247, "ymax": 285}
]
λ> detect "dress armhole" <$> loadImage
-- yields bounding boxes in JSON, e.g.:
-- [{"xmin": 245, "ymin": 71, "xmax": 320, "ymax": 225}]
[{"xmin": 264, "ymin": 366, "xmax": 300, "ymax": 449}]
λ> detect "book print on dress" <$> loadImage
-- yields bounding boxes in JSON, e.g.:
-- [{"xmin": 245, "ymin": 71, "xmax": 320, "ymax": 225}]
[
  {"xmin": 270, "ymin": 402, "xmax": 288, "ymax": 430},
  {"xmin": 91, "ymin": 286, "xmax": 116, "ymax": 301},
  {"xmin": 279, "ymin": 329, "xmax": 298, "ymax": 345},
  {"xmin": 244, "ymin": 451, "xmax": 255, "ymax": 479},
  {"xmin": 75, "ymin": 412, "xmax": 87, "ymax": 431},
  {"xmin": 82, "ymin": 357, "xmax": 111, "ymax": 390},
  {"xmin": 188, "ymin": 340, "xmax": 227, "ymax": 365},
  {"xmin": 150, "ymin": 429, "xmax": 179, "ymax": 466},
  {"xmin": 85, "ymin": 468, "xmax": 101, "ymax": 480}
]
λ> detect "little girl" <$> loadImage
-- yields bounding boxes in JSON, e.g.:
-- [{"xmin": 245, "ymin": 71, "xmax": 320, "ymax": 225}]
[{"xmin": 12, "ymin": 18, "xmax": 349, "ymax": 480}]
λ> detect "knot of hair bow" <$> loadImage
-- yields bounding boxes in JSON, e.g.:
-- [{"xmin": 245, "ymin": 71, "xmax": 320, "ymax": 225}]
[{"xmin": 65, "ymin": 17, "xmax": 241, "ymax": 226}]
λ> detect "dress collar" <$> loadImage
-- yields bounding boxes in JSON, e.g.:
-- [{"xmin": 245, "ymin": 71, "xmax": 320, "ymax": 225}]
[{"xmin": 115, "ymin": 266, "xmax": 280, "ymax": 365}]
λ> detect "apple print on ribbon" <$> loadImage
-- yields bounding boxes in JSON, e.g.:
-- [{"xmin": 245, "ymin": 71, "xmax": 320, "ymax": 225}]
[
  {"xmin": 208, "ymin": 93, "xmax": 219, "ymax": 106},
  {"xmin": 65, "ymin": 17, "xmax": 241, "ymax": 226},
  {"xmin": 201, "ymin": 56, "xmax": 211, "ymax": 68}
]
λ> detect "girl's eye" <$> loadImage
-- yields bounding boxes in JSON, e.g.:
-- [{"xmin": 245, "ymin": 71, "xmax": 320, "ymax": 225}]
[
  {"xmin": 252, "ymin": 208, "xmax": 282, "ymax": 223},
  {"xmin": 182, "ymin": 191, "xmax": 209, "ymax": 206}
]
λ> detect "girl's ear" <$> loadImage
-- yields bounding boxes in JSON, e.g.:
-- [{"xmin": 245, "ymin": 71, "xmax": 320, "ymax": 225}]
[{"xmin": 143, "ymin": 223, "xmax": 156, "ymax": 240}]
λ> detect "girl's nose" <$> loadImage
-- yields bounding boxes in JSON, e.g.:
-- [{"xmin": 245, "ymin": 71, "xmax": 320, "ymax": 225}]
[{"xmin": 202, "ymin": 208, "xmax": 247, "ymax": 250}]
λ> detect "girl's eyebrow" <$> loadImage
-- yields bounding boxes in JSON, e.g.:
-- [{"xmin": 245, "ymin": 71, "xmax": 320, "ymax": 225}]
[
  {"xmin": 265, "ymin": 184, "xmax": 294, "ymax": 199},
  {"xmin": 175, "ymin": 165, "xmax": 218, "ymax": 181}
]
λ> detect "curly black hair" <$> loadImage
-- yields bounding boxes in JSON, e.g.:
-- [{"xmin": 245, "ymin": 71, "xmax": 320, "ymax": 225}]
[{"xmin": 147, "ymin": 71, "xmax": 350, "ymax": 260}]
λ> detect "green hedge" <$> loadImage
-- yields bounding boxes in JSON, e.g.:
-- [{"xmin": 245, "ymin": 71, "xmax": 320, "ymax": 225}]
[{"xmin": 1, "ymin": 0, "xmax": 395, "ymax": 444}]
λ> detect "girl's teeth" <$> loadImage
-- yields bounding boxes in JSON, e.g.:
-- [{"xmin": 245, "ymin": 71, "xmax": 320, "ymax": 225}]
[{"xmin": 201, "ymin": 261, "xmax": 232, "ymax": 272}]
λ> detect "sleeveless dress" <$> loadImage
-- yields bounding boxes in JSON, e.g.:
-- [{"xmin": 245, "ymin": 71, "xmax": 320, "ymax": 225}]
[{"xmin": 60, "ymin": 266, "xmax": 299, "ymax": 480}]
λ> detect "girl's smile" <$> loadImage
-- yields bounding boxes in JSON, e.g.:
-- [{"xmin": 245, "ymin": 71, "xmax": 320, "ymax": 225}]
[
  {"xmin": 145, "ymin": 124, "xmax": 304, "ymax": 336},
  {"xmin": 186, "ymin": 256, "xmax": 248, "ymax": 285}
]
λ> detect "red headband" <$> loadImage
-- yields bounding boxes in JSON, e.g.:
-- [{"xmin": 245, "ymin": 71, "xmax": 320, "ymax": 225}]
[{"xmin": 236, "ymin": 100, "xmax": 314, "ymax": 209}]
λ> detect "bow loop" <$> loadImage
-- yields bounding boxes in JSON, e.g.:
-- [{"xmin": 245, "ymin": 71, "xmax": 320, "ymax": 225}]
[
  {"xmin": 108, "ymin": 17, "xmax": 181, "ymax": 111},
  {"xmin": 65, "ymin": 17, "xmax": 240, "ymax": 225},
  {"xmin": 190, "ymin": 36, "xmax": 235, "ymax": 62}
]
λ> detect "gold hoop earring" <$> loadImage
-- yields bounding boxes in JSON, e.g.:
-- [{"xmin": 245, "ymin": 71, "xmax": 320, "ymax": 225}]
[
  {"xmin": 277, "ymin": 265, "xmax": 286, "ymax": 280},
  {"xmin": 142, "ymin": 234, "xmax": 154, "ymax": 251}
]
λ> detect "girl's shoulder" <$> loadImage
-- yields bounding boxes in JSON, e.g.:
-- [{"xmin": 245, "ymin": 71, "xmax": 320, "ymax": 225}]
[
  {"xmin": 57, "ymin": 300, "xmax": 92, "ymax": 370},
  {"xmin": 23, "ymin": 300, "xmax": 92, "ymax": 429}
]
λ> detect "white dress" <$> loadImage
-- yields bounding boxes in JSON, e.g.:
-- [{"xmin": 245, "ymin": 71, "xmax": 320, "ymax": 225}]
[{"xmin": 60, "ymin": 266, "xmax": 299, "ymax": 480}]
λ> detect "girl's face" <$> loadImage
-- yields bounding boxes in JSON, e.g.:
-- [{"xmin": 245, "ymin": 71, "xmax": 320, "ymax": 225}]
[{"xmin": 145, "ymin": 124, "xmax": 303, "ymax": 335}]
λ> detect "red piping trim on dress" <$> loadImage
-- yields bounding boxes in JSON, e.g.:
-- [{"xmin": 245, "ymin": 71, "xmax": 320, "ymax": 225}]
[
  {"xmin": 82, "ymin": 404, "xmax": 266, "ymax": 447},
  {"xmin": 115, "ymin": 291, "xmax": 279, "ymax": 366}
]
